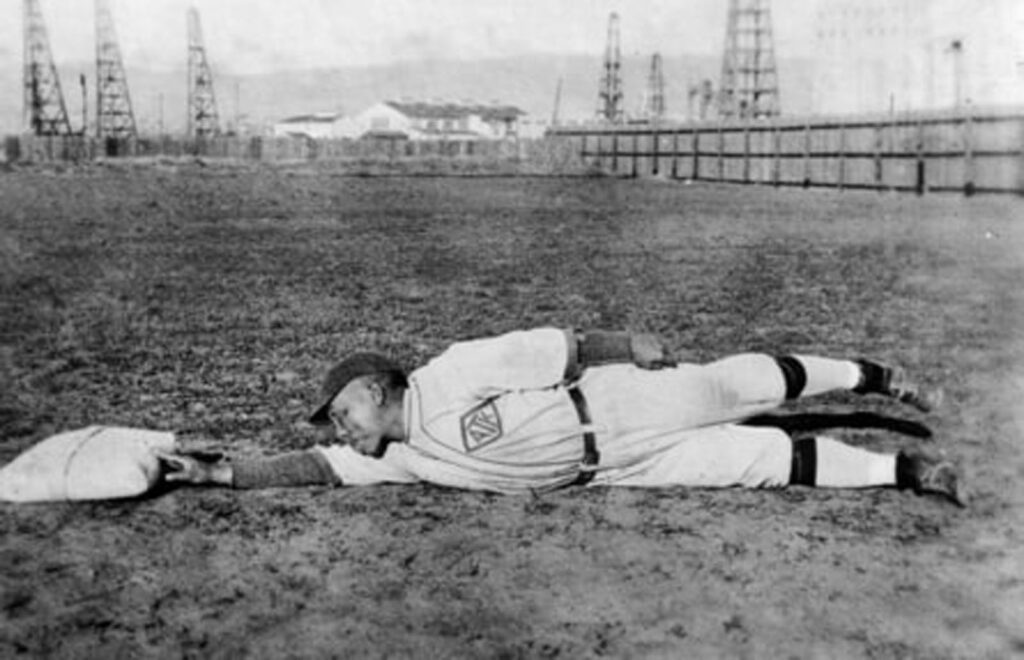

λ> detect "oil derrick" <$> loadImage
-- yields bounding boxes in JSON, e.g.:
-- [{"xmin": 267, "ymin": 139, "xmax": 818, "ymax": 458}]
[
  {"xmin": 23, "ymin": 0, "xmax": 72, "ymax": 135},
  {"xmin": 641, "ymin": 53, "xmax": 666, "ymax": 121},
  {"xmin": 95, "ymin": 0, "xmax": 137, "ymax": 139},
  {"xmin": 718, "ymin": 0, "xmax": 780, "ymax": 119},
  {"xmin": 187, "ymin": 7, "xmax": 220, "ymax": 137},
  {"xmin": 596, "ymin": 12, "xmax": 623, "ymax": 123}
]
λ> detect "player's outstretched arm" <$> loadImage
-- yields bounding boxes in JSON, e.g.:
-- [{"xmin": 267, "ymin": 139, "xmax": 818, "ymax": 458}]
[{"xmin": 158, "ymin": 450, "xmax": 341, "ymax": 489}]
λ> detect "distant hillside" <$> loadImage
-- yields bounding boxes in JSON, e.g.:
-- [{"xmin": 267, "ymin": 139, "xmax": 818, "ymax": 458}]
[{"xmin": 2, "ymin": 53, "xmax": 814, "ymax": 135}]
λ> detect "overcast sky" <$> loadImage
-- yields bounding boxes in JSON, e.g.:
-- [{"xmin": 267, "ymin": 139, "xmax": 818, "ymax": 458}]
[{"xmin": 3, "ymin": 0, "xmax": 818, "ymax": 74}]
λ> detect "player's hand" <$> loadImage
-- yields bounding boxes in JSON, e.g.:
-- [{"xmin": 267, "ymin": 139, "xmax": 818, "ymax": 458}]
[
  {"xmin": 157, "ymin": 451, "xmax": 232, "ymax": 486},
  {"xmin": 630, "ymin": 333, "xmax": 677, "ymax": 369}
]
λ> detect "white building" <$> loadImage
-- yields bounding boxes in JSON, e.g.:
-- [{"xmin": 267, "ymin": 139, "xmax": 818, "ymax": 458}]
[
  {"xmin": 811, "ymin": 0, "xmax": 1024, "ymax": 115},
  {"xmin": 346, "ymin": 101, "xmax": 526, "ymax": 141}
]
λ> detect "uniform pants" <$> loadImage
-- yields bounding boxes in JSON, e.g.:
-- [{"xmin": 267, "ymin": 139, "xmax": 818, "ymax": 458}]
[{"xmin": 578, "ymin": 354, "xmax": 820, "ymax": 488}]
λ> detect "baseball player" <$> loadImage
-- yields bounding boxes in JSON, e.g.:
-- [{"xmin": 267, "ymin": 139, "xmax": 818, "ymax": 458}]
[{"xmin": 161, "ymin": 327, "xmax": 967, "ymax": 506}]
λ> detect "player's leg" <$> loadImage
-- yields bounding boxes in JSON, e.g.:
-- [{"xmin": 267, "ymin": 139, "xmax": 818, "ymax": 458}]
[
  {"xmin": 779, "ymin": 355, "xmax": 941, "ymax": 411},
  {"xmin": 689, "ymin": 353, "xmax": 939, "ymax": 426},
  {"xmin": 667, "ymin": 353, "xmax": 858, "ymax": 425},
  {"xmin": 599, "ymin": 425, "xmax": 967, "ymax": 506},
  {"xmin": 790, "ymin": 435, "xmax": 968, "ymax": 506}
]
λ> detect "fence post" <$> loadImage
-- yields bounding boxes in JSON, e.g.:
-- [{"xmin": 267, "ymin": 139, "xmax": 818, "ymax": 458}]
[
  {"xmin": 692, "ymin": 128, "xmax": 700, "ymax": 180},
  {"xmin": 772, "ymin": 125, "xmax": 781, "ymax": 187},
  {"xmin": 1019, "ymin": 115, "xmax": 1024, "ymax": 196},
  {"xmin": 963, "ymin": 106, "xmax": 975, "ymax": 196},
  {"xmin": 803, "ymin": 119, "xmax": 811, "ymax": 188},
  {"xmin": 742, "ymin": 121, "xmax": 750, "ymax": 183},
  {"xmin": 873, "ymin": 122, "xmax": 883, "ymax": 190},
  {"xmin": 651, "ymin": 127, "xmax": 659, "ymax": 176},
  {"xmin": 915, "ymin": 116, "xmax": 926, "ymax": 196},
  {"xmin": 889, "ymin": 111, "xmax": 898, "ymax": 192},
  {"xmin": 837, "ymin": 123, "xmax": 846, "ymax": 191},
  {"xmin": 671, "ymin": 130, "xmax": 679, "ymax": 179},
  {"xmin": 717, "ymin": 123, "xmax": 724, "ymax": 182},
  {"xmin": 612, "ymin": 131, "xmax": 619, "ymax": 174},
  {"xmin": 632, "ymin": 132, "xmax": 639, "ymax": 178}
]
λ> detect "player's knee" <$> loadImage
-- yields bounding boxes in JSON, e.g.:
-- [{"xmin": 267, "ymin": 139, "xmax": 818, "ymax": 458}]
[{"xmin": 774, "ymin": 355, "xmax": 807, "ymax": 400}]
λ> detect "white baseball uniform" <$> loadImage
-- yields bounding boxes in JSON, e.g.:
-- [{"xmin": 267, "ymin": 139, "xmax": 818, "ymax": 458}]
[{"xmin": 316, "ymin": 327, "xmax": 800, "ymax": 493}]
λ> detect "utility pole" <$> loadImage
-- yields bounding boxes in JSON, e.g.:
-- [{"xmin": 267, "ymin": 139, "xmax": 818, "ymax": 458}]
[
  {"xmin": 948, "ymin": 39, "xmax": 965, "ymax": 109},
  {"xmin": 719, "ymin": 0, "xmax": 780, "ymax": 119},
  {"xmin": 158, "ymin": 93, "xmax": 164, "ymax": 135},
  {"xmin": 95, "ymin": 0, "xmax": 137, "ymax": 139},
  {"xmin": 641, "ymin": 53, "xmax": 666, "ymax": 121},
  {"xmin": 23, "ymin": 0, "xmax": 72, "ymax": 136},
  {"xmin": 597, "ymin": 12, "xmax": 624, "ymax": 123},
  {"xmin": 79, "ymin": 74, "xmax": 87, "ymax": 135},
  {"xmin": 551, "ymin": 77, "xmax": 563, "ymax": 127},
  {"xmin": 187, "ymin": 6, "xmax": 220, "ymax": 137}
]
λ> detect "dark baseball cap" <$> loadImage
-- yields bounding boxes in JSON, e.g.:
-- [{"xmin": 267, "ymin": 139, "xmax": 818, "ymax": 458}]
[{"xmin": 309, "ymin": 352, "xmax": 405, "ymax": 425}]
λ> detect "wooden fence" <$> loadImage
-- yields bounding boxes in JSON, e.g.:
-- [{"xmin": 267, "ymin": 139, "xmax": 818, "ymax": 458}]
[
  {"xmin": 550, "ymin": 106, "xmax": 1024, "ymax": 195},
  {"xmin": 6, "ymin": 108, "xmax": 1022, "ymax": 195},
  {"xmin": 1, "ymin": 133, "xmax": 587, "ymax": 177}
]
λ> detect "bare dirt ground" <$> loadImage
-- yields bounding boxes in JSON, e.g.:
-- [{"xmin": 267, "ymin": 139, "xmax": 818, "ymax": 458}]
[{"xmin": 1, "ymin": 162, "xmax": 1022, "ymax": 659}]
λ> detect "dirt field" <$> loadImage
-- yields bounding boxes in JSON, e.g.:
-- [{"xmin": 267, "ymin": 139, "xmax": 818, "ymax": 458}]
[{"xmin": 1, "ymin": 162, "xmax": 1022, "ymax": 659}]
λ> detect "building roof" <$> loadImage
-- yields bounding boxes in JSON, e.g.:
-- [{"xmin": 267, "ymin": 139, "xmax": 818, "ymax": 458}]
[
  {"xmin": 384, "ymin": 101, "xmax": 525, "ymax": 121},
  {"xmin": 279, "ymin": 113, "xmax": 340, "ymax": 124}
]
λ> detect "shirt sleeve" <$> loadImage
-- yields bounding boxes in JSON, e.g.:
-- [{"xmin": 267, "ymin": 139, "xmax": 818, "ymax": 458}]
[
  {"xmin": 313, "ymin": 444, "xmax": 420, "ymax": 486},
  {"xmin": 231, "ymin": 449, "xmax": 341, "ymax": 489},
  {"xmin": 429, "ymin": 327, "xmax": 573, "ymax": 399}
]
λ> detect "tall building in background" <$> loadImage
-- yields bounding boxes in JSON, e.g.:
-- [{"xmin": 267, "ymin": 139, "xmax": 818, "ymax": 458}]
[{"xmin": 811, "ymin": 0, "xmax": 1024, "ymax": 115}]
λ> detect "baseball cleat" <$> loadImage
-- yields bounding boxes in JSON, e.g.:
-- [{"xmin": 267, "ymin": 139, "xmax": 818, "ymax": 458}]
[
  {"xmin": 882, "ymin": 365, "xmax": 943, "ymax": 413},
  {"xmin": 856, "ymin": 360, "xmax": 943, "ymax": 412},
  {"xmin": 899, "ymin": 448, "xmax": 969, "ymax": 507}
]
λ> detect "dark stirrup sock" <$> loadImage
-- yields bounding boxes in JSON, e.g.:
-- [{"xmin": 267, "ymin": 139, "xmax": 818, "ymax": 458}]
[
  {"xmin": 895, "ymin": 451, "xmax": 916, "ymax": 490},
  {"xmin": 789, "ymin": 437, "xmax": 817, "ymax": 486}
]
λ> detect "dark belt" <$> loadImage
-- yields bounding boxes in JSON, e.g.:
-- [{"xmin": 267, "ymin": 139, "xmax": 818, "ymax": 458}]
[{"xmin": 568, "ymin": 386, "xmax": 599, "ymax": 486}]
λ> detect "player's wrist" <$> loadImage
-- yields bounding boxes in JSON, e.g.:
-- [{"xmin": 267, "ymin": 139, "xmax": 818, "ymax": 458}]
[
  {"xmin": 211, "ymin": 462, "xmax": 234, "ymax": 486},
  {"xmin": 194, "ymin": 461, "xmax": 233, "ymax": 486}
]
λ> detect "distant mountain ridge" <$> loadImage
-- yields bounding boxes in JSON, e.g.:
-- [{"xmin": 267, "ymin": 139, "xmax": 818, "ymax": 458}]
[{"xmin": 1, "ymin": 53, "xmax": 813, "ymax": 135}]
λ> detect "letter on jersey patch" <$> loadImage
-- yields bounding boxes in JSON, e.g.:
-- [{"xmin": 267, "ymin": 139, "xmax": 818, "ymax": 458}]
[{"xmin": 460, "ymin": 400, "xmax": 503, "ymax": 452}]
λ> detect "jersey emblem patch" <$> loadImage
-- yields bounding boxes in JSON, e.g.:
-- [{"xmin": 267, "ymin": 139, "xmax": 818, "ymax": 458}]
[{"xmin": 460, "ymin": 400, "xmax": 503, "ymax": 452}]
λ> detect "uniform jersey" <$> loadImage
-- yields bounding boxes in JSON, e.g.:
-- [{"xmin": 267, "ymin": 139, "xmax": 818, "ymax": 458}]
[{"xmin": 318, "ymin": 328, "xmax": 587, "ymax": 492}]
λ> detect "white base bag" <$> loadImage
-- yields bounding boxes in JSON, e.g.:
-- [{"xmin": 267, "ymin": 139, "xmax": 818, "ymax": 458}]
[{"xmin": 0, "ymin": 426, "xmax": 177, "ymax": 503}]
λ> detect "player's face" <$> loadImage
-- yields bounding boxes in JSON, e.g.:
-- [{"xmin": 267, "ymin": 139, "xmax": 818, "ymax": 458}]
[{"xmin": 327, "ymin": 379, "xmax": 388, "ymax": 458}]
